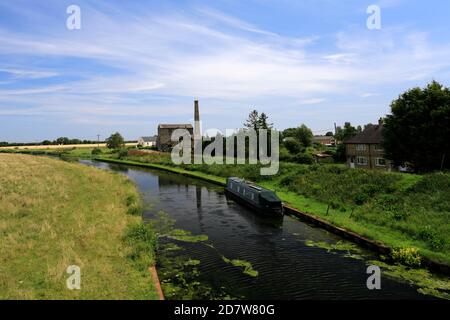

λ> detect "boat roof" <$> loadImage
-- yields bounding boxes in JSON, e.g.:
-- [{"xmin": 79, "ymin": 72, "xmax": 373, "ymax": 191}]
[
  {"xmin": 228, "ymin": 177, "xmax": 281, "ymax": 203},
  {"xmin": 260, "ymin": 190, "xmax": 282, "ymax": 203}
]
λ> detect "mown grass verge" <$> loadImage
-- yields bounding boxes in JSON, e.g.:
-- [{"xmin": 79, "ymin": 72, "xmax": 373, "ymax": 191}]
[{"xmin": 0, "ymin": 154, "xmax": 158, "ymax": 299}]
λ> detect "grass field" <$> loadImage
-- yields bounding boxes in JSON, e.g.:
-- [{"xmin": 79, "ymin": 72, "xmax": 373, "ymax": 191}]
[
  {"xmin": 0, "ymin": 143, "xmax": 137, "ymax": 150},
  {"xmin": 0, "ymin": 154, "xmax": 158, "ymax": 299}
]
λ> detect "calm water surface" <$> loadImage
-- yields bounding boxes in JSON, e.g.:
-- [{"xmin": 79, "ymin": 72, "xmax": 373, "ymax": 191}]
[{"xmin": 81, "ymin": 160, "xmax": 430, "ymax": 300}]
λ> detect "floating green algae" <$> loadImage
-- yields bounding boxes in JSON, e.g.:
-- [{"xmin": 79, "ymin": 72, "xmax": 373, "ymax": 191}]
[
  {"xmin": 184, "ymin": 259, "xmax": 201, "ymax": 266},
  {"xmin": 164, "ymin": 243, "xmax": 183, "ymax": 251},
  {"xmin": 168, "ymin": 229, "xmax": 209, "ymax": 243},
  {"xmin": 368, "ymin": 259, "xmax": 450, "ymax": 300},
  {"xmin": 305, "ymin": 239, "xmax": 449, "ymax": 300},
  {"xmin": 149, "ymin": 211, "xmax": 208, "ymax": 243},
  {"xmin": 158, "ymin": 242, "xmax": 235, "ymax": 300},
  {"xmin": 150, "ymin": 211, "xmax": 176, "ymax": 235},
  {"xmin": 222, "ymin": 256, "xmax": 259, "ymax": 277},
  {"xmin": 305, "ymin": 239, "xmax": 364, "ymax": 258}
]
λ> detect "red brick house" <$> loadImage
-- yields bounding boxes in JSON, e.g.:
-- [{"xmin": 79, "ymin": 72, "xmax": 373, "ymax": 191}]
[
  {"xmin": 344, "ymin": 123, "xmax": 393, "ymax": 171},
  {"xmin": 313, "ymin": 135, "xmax": 336, "ymax": 146}
]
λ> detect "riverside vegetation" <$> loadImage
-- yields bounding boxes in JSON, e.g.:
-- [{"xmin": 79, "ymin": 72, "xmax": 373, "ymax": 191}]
[
  {"xmin": 18, "ymin": 145, "xmax": 447, "ymax": 267},
  {"xmin": 2, "ymin": 147, "xmax": 449, "ymax": 299},
  {"xmin": 0, "ymin": 154, "xmax": 158, "ymax": 299},
  {"xmin": 97, "ymin": 149, "xmax": 450, "ymax": 268}
]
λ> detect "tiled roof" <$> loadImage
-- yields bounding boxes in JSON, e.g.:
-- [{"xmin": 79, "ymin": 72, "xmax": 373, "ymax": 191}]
[
  {"xmin": 344, "ymin": 124, "xmax": 383, "ymax": 144},
  {"xmin": 140, "ymin": 136, "xmax": 157, "ymax": 142},
  {"xmin": 158, "ymin": 124, "xmax": 193, "ymax": 129}
]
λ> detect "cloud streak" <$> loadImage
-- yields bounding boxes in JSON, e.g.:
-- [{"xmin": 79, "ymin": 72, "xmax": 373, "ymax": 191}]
[{"xmin": 0, "ymin": 0, "xmax": 449, "ymax": 141}]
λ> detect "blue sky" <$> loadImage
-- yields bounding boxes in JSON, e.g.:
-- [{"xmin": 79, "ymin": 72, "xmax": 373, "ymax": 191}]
[{"xmin": 0, "ymin": 0, "xmax": 449, "ymax": 142}]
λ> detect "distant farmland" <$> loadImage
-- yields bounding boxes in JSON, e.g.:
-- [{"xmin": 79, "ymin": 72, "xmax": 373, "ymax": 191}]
[{"xmin": 0, "ymin": 143, "xmax": 137, "ymax": 150}]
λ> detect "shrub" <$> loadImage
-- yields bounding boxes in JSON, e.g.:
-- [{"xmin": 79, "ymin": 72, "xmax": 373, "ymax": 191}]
[
  {"xmin": 293, "ymin": 152, "xmax": 314, "ymax": 164},
  {"xmin": 284, "ymin": 139, "xmax": 302, "ymax": 154},
  {"xmin": 417, "ymin": 226, "xmax": 446, "ymax": 250},
  {"xmin": 353, "ymin": 192, "xmax": 369, "ymax": 205},
  {"xmin": 390, "ymin": 211, "xmax": 409, "ymax": 221},
  {"xmin": 279, "ymin": 175, "xmax": 296, "ymax": 187},
  {"xmin": 374, "ymin": 194, "xmax": 403, "ymax": 212},
  {"xmin": 91, "ymin": 148, "xmax": 102, "ymax": 155},
  {"xmin": 118, "ymin": 148, "xmax": 129, "ymax": 159},
  {"xmin": 124, "ymin": 223, "xmax": 157, "ymax": 271},
  {"xmin": 128, "ymin": 149, "xmax": 151, "ymax": 157},
  {"xmin": 126, "ymin": 194, "xmax": 142, "ymax": 216},
  {"xmin": 279, "ymin": 147, "xmax": 294, "ymax": 162},
  {"xmin": 391, "ymin": 247, "xmax": 421, "ymax": 267}
]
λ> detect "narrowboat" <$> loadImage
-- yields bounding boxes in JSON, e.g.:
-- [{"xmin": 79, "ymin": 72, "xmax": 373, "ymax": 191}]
[{"xmin": 225, "ymin": 177, "xmax": 284, "ymax": 216}]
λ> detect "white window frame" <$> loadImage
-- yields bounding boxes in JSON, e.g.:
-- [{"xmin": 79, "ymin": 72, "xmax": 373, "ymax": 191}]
[
  {"xmin": 375, "ymin": 157, "xmax": 386, "ymax": 167},
  {"xmin": 356, "ymin": 144, "xmax": 367, "ymax": 151},
  {"xmin": 356, "ymin": 156, "xmax": 368, "ymax": 166}
]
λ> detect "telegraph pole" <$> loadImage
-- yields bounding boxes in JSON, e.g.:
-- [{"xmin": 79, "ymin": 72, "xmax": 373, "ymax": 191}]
[{"xmin": 97, "ymin": 134, "xmax": 100, "ymax": 148}]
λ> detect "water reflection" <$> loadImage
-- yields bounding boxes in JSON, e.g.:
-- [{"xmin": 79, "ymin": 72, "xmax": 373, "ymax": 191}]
[{"xmin": 80, "ymin": 160, "xmax": 430, "ymax": 300}]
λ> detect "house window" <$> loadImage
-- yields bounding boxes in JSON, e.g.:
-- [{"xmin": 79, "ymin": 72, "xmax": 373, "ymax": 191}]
[
  {"xmin": 374, "ymin": 144, "xmax": 384, "ymax": 151},
  {"xmin": 356, "ymin": 144, "xmax": 367, "ymax": 151},
  {"xmin": 375, "ymin": 158, "xmax": 386, "ymax": 167},
  {"xmin": 357, "ymin": 156, "xmax": 368, "ymax": 165}
]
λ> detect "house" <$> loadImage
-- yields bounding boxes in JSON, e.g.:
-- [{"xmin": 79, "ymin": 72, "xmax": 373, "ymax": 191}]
[
  {"xmin": 157, "ymin": 124, "xmax": 193, "ymax": 152},
  {"xmin": 138, "ymin": 136, "xmax": 157, "ymax": 147},
  {"xmin": 313, "ymin": 135, "xmax": 336, "ymax": 146},
  {"xmin": 156, "ymin": 100, "xmax": 200, "ymax": 152},
  {"xmin": 344, "ymin": 122, "xmax": 393, "ymax": 171}
]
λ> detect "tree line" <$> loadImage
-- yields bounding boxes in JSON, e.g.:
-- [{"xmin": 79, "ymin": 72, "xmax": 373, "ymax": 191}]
[{"xmin": 224, "ymin": 80, "xmax": 450, "ymax": 172}]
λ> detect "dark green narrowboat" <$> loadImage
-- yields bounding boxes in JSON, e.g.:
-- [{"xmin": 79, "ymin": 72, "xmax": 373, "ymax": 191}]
[{"xmin": 225, "ymin": 177, "xmax": 284, "ymax": 216}]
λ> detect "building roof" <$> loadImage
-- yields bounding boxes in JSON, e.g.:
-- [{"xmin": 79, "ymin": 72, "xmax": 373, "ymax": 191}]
[
  {"xmin": 314, "ymin": 153, "xmax": 333, "ymax": 158},
  {"xmin": 158, "ymin": 124, "xmax": 193, "ymax": 129},
  {"xmin": 313, "ymin": 135, "xmax": 334, "ymax": 140},
  {"xmin": 140, "ymin": 136, "xmax": 157, "ymax": 142},
  {"xmin": 344, "ymin": 124, "xmax": 383, "ymax": 144}
]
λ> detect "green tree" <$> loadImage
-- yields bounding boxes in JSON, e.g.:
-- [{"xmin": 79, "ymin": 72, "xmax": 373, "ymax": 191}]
[
  {"xmin": 106, "ymin": 132, "xmax": 125, "ymax": 149},
  {"xmin": 258, "ymin": 112, "xmax": 273, "ymax": 130},
  {"xmin": 243, "ymin": 110, "xmax": 273, "ymax": 132},
  {"xmin": 383, "ymin": 81, "xmax": 450, "ymax": 172},
  {"xmin": 282, "ymin": 124, "xmax": 313, "ymax": 147},
  {"xmin": 284, "ymin": 138, "xmax": 302, "ymax": 154},
  {"xmin": 244, "ymin": 110, "xmax": 261, "ymax": 131},
  {"xmin": 335, "ymin": 122, "xmax": 359, "ymax": 142},
  {"xmin": 56, "ymin": 137, "xmax": 70, "ymax": 145},
  {"xmin": 296, "ymin": 124, "xmax": 313, "ymax": 147}
]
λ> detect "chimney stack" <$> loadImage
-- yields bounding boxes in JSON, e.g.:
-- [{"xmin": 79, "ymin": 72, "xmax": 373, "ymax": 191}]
[{"xmin": 194, "ymin": 100, "xmax": 201, "ymax": 138}]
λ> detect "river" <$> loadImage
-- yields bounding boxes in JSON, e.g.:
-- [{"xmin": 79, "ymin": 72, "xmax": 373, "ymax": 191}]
[{"xmin": 81, "ymin": 159, "xmax": 431, "ymax": 300}]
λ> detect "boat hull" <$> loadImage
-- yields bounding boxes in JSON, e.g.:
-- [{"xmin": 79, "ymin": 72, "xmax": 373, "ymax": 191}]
[{"xmin": 225, "ymin": 188, "xmax": 284, "ymax": 217}]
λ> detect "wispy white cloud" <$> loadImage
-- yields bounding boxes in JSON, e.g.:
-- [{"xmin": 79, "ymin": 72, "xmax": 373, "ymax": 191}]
[
  {"xmin": 299, "ymin": 98, "xmax": 327, "ymax": 105},
  {"xmin": 0, "ymin": 68, "xmax": 58, "ymax": 79},
  {"xmin": 0, "ymin": 1, "xmax": 449, "ymax": 140}
]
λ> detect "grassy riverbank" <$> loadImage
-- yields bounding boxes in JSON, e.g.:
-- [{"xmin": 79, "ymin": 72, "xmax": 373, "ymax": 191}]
[
  {"xmin": 4, "ymin": 147, "xmax": 449, "ymax": 267},
  {"xmin": 97, "ymin": 150, "xmax": 450, "ymax": 268},
  {"xmin": 0, "ymin": 154, "xmax": 158, "ymax": 299}
]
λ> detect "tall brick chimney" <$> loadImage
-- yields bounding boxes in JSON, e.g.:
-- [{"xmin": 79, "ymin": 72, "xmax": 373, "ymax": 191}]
[{"xmin": 194, "ymin": 99, "xmax": 201, "ymax": 139}]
